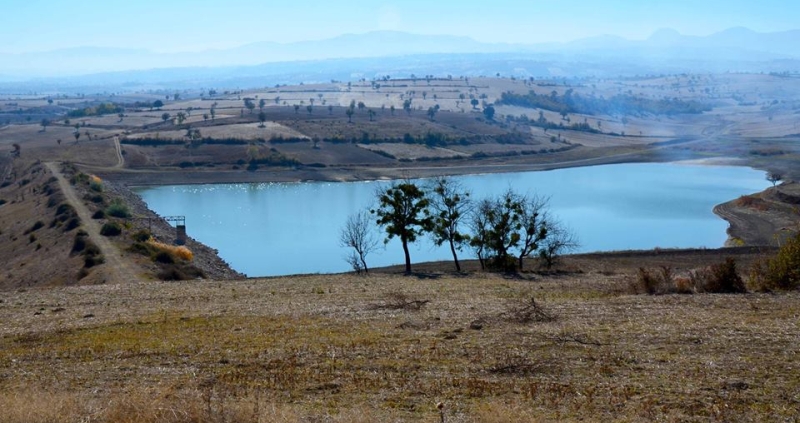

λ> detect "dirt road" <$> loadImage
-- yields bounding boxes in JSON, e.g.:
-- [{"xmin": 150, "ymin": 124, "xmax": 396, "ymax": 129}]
[{"xmin": 45, "ymin": 162, "xmax": 140, "ymax": 283}]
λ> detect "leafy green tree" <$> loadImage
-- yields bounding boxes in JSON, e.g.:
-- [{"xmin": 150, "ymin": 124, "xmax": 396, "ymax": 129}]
[
  {"xmin": 403, "ymin": 99, "xmax": 413, "ymax": 115},
  {"xmin": 161, "ymin": 112, "xmax": 171, "ymax": 122},
  {"xmin": 470, "ymin": 99, "xmax": 479, "ymax": 109},
  {"xmin": 258, "ymin": 98, "xmax": 266, "ymax": 111},
  {"xmin": 210, "ymin": 107, "xmax": 216, "ymax": 121},
  {"xmin": 258, "ymin": 111, "xmax": 267, "ymax": 127},
  {"xmin": 428, "ymin": 177, "xmax": 471, "ymax": 271},
  {"xmin": 346, "ymin": 107, "xmax": 354, "ymax": 123},
  {"xmin": 372, "ymin": 182, "xmax": 432, "ymax": 274},
  {"xmin": 483, "ymin": 105, "xmax": 496, "ymax": 120},
  {"xmin": 153, "ymin": 100, "xmax": 164, "ymax": 110},
  {"xmin": 427, "ymin": 106, "xmax": 437, "ymax": 121},
  {"xmin": 244, "ymin": 98, "xmax": 256, "ymax": 114},
  {"xmin": 470, "ymin": 190, "xmax": 567, "ymax": 271},
  {"xmin": 477, "ymin": 189, "xmax": 523, "ymax": 270},
  {"xmin": 176, "ymin": 112, "xmax": 187, "ymax": 125},
  {"xmin": 767, "ymin": 171, "xmax": 783, "ymax": 187},
  {"xmin": 40, "ymin": 118, "xmax": 50, "ymax": 131}
]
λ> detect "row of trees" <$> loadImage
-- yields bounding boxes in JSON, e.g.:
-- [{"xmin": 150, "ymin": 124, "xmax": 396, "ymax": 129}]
[
  {"xmin": 340, "ymin": 177, "xmax": 577, "ymax": 274},
  {"xmin": 498, "ymin": 89, "xmax": 712, "ymax": 116}
]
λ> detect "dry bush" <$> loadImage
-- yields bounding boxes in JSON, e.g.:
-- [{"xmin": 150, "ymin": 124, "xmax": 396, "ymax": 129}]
[
  {"xmin": 500, "ymin": 296, "xmax": 555, "ymax": 323},
  {"xmin": 749, "ymin": 233, "xmax": 800, "ymax": 291},
  {"xmin": 632, "ymin": 266, "xmax": 675, "ymax": 295},
  {"xmin": 0, "ymin": 390, "xmax": 88, "ymax": 423},
  {"xmin": 148, "ymin": 240, "xmax": 194, "ymax": 261},
  {"xmin": 690, "ymin": 258, "xmax": 746, "ymax": 293},
  {"xmin": 157, "ymin": 263, "xmax": 206, "ymax": 281},
  {"xmin": 0, "ymin": 388, "xmax": 395, "ymax": 423},
  {"xmin": 673, "ymin": 276, "xmax": 695, "ymax": 294},
  {"xmin": 371, "ymin": 291, "xmax": 430, "ymax": 311},
  {"xmin": 735, "ymin": 194, "xmax": 770, "ymax": 211},
  {"xmin": 465, "ymin": 400, "xmax": 542, "ymax": 423}
]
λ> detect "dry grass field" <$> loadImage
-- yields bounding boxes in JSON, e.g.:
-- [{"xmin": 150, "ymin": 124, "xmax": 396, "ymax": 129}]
[{"xmin": 1, "ymin": 262, "xmax": 798, "ymax": 422}]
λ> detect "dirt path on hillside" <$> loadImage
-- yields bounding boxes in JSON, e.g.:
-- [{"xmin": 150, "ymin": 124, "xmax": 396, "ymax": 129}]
[
  {"xmin": 45, "ymin": 162, "xmax": 140, "ymax": 283},
  {"xmin": 112, "ymin": 136, "xmax": 124, "ymax": 168}
]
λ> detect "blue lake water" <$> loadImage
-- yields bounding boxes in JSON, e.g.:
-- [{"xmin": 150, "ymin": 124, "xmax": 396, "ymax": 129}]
[{"xmin": 135, "ymin": 163, "xmax": 769, "ymax": 277}]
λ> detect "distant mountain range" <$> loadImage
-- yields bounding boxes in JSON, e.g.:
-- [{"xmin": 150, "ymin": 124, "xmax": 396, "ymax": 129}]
[{"xmin": 0, "ymin": 27, "xmax": 798, "ymax": 89}]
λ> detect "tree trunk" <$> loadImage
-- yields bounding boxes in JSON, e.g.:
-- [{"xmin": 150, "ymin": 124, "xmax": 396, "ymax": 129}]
[
  {"xmin": 359, "ymin": 251, "xmax": 369, "ymax": 274},
  {"xmin": 518, "ymin": 254, "xmax": 524, "ymax": 272},
  {"xmin": 402, "ymin": 238, "xmax": 412, "ymax": 274},
  {"xmin": 449, "ymin": 239, "xmax": 461, "ymax": 272}
]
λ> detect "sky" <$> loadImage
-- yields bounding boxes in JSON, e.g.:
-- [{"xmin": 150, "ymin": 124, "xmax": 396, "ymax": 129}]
[{"xmin": 0, "ymin": 0, "xmax": 797, "ymax": 54}]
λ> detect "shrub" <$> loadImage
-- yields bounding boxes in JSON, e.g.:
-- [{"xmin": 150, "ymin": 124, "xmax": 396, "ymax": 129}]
[
  {"xmin": 148, "ymin": 240, "xmax": 193, "ymax": 261},
  {"xmin": 72, "ymin": 235, "xmax": 87, "ymax": 254},
  {"xmin": 128, "ymin": 242, "xmax": 158, "ymax": 257},
  {"xmin": 100, "ymin": 222, "xmax": 122, "ymax": 237},
  {"xmin": 131, "ymin": 229, "xmax": 152, "ymax": 242},
  {"xmin": 79, "ymin": 237, "xmax": 103, "ymax": 269},
  {"xmin": 86, "ymin": 194, "xmax": 105, "ymax": 204},
  {"xmin": 64, "ymin": 217, "xmax": 80, "ymax": 232},
  {"xmin": 84, "ymin": 254, "xmax": 105, "ymax": 268},
  {"xmin": 55, "ymin": 203, "xmax": 75, "ymax": 217},
  {"xmin": 24, "ymin": 221, "xmax": 44, "ymax": 234},
  {"xmin": 106, "ymin": 200, "xmax": 131, "ymax": 218},
  {"xmin": 157, "ymin": 264, "xmax": 205, "ymax": 281},
  {"xmin": 154, "ymin": 251, "xmax": 176, "ymax": 264},
  {"xmin": 633, "ymin": 266, "xmax": 674, "ymax": 295},
  {"xmin": 92, "ymin": 210, "xmax": 105, "ymax": 219},
  {"xmin": 691, "ymin": 258, "xmax": 746, "ymax": 293},
  {"xmin": 749, "ymin": 233, "xmax": 800, "ymax": 291},
  {"xmin": 89, "ymin": 180, "xmax": 103, "ymax": 192}
]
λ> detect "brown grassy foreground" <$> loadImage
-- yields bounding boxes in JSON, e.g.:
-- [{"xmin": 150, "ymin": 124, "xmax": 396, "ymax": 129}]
[{"xmin": 1, "ymin": 265, "xmax": 798, "ymax": 422}]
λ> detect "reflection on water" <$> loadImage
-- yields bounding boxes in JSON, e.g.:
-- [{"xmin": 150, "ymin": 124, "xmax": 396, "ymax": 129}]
[{"xmin": 135, "ymin": 163, "xmax": 769, "ymax": 277}]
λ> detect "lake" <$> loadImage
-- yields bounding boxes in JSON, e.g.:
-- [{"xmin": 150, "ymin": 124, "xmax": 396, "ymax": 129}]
[{"xmin": 135, "ymin": 163, "xmax": 769, "ymax": 277}]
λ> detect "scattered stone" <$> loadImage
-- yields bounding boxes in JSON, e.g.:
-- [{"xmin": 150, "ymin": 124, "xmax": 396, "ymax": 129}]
[{"xmin": 469, "ymin": 319, "xmax": 485, "ymax": 330}]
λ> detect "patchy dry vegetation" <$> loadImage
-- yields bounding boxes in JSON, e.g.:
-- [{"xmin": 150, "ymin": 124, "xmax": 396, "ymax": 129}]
[
  {"xmin": 1, "ymin": 72, "xmax": 800, "ymax": 421},
  {"xmin": 1, "ymin": 255, "xmax": 799, "ymax": 422}
]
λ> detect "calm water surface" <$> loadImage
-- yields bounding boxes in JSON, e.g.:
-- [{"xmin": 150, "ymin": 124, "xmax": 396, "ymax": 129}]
[{"xmin": 135, "ymin": 163, "xmax": 769, "ymax": 277}]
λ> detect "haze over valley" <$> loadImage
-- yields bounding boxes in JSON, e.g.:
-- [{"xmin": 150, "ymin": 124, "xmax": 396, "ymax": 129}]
[{"xmin": 2, "ymin": 1, "xmax": 800, "ymax": 422}]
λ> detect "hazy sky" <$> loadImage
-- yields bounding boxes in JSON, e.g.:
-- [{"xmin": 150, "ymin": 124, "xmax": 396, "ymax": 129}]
[{"xmin": 1, "ymin": 0, "xmax": 797, "ymax": 53}]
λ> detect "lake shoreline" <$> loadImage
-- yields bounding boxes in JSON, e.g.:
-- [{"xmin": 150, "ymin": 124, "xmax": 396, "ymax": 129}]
[
  {"xmin": 97, "ymin": 151, "xmax": 666, "ymax": 188},
  {"xmin": 133, "ymin": 162, "xmax": 774, "ymax": 277}
]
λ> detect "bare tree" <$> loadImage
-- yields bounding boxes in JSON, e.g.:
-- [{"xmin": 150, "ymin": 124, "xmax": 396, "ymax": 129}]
[
  {"xmin": 516, "ymin": 195, "xmax": 549, "ymax": 271},
  {"xmin": 340, "ymin": 210, "xmax": 380, "ymax": 274},
  {"xmin": 538, "ymin": 219, "xmax": 579, "ymax": 269}
]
